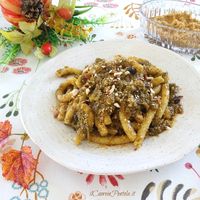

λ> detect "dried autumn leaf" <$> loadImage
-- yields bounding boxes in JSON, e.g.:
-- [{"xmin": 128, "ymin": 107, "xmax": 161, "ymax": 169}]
[
  {"xmin": 1, "ymin": 146, "xmax": 37, "ymax": 188},
  {"xmin": 0, "ymin": 120, "xmax": 12, "ymax": 143},
  {"xmin": 0, "ymin": 138, "xmax": 16, "ymax": 162}
]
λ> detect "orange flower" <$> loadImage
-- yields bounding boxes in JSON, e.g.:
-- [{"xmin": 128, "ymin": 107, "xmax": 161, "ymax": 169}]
[
  {"xmin": 1, "ymin": 146, "xmax": 37, "ymax": 188},
  {"xmin": 69, "ymin": 191, "xmax": 85, "ymax": 200},
  {"xmin": 0, "ymin": 120, "xmax": 12, "ymax": 143}
]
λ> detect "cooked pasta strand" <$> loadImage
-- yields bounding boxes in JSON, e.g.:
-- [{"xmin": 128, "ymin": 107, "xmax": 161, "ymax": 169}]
[
  {"xmin": 155, "ymin": 83, "xmax": 170, "ymax": 119},
  {"xmin": 56, "ymin": 66, "xmax": 81, "ymax": 77},
  {"xmin": 95, "ymin": 116, "xmax": 108, "ymax": 136},
  {"xmin": 119, "ymin": 107, "xmax": 136, "ymax": 142},
  {"xmin": 104, "ymin": 114, "xmax": 112, "ymax": 125},
  {"xmin": 151, "ymin": 76, "xmax": 165, "ymax": 87},
  {"xmin": 56, "ymin": 77, "xmax": 77, "ymax": 102},
  {"xmin": 64, "ymin": 103, "xmax": 77, "ymax": 125},
  {"xmin": 57, "ymin": 103, "xmax": 67, "ymax": 121},
  {"xmin": 128, "ymin": 56, "xmax": 144, "ymax": 73},
  {"xmin": 153, "ymin": 85, "xmax": 161, "ymax": 95},
  {"xmin": 75, "ymin": 129, "xmax": 86, "ymax": 145},
  {"xmin": 134, "ymin": 109, "xmax": 157, "ymax": 149},
  {"xmin": 89, "ymin": 134, "xmax": 130, "ymax": 145}
]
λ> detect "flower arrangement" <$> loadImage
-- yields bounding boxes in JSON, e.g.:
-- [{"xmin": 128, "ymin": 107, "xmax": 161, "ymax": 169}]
[{"xmin": 0, "ymin": 0, "xmax": 106, "ymax": 64}]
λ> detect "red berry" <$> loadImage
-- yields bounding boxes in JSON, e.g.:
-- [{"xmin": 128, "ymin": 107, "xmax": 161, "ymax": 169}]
[
  {"xmin": 57, "ymin": 7, "xmax": 72, "ymax": 20},
  {"xmin": 41, "ymin": 42, "xmax": 52, "ymax": 56}
]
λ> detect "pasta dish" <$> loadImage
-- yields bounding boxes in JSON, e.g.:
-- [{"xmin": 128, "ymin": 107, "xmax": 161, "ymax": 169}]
[{"xmin": 54, "ymin": 55, "xmax": 183, "ymax": 149}]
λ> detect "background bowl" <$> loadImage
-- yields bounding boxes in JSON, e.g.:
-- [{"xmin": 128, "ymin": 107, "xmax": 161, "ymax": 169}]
[{"xmin": 140, "ymin": 0, "xmax": 200, "ymax": 54}]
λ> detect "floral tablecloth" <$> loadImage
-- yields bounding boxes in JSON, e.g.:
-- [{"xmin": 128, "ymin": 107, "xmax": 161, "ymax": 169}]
[{"xmin": 0, "ymin": 0, "xmax": 200, "ymax": 200}]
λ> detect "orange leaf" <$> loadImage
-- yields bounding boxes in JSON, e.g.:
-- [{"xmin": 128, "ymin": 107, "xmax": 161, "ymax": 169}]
[
  {"xmin": 1, "ymin": 146, "xmax": 37, "ymax": 188},
  {"xmin": 0, "ymin": 120, "xmax": 12, "ymax": 143}
]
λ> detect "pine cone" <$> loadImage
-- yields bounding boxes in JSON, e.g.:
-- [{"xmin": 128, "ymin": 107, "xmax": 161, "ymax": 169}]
[{"xmin": 21, "ymin": 0, "xmax": 44, "ymax": 21}]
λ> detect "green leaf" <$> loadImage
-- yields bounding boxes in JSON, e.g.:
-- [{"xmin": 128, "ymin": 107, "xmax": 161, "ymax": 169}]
[
  {"xmin": 75, "ymin": 5, "xmax": 92, "ymax": 8},
  {"xmin": 0, "ymin": 43, "xmax": 21, "ymax": 65},
  {"xmin": 6, "ymin": 111, "xmax": 12, "ymax": 117},
  {"xmin": 73, "ymin": 7, "xmax": 93, "ymax": 16},
  {"xmin": 191, "ymin": 56, "xmax": 195, "ymax": 61},
  {"xmin": 89, "ymin": 34, "xmax": 96, "ymax": 42},
  {"xmin": 71, "ymin": 16, "xmax": 107, "ymax": 26},
  {"xmin": 33, "ymin": 27, "xmax": 59, "ymax": 47},
  {"xmin": 13, "ymin": 110, "xmax": 19, "ymax": 116},
  {"xmin": 9, "ymin": 101, "xmax": 14, "ymax": 107},
  {"xmin": 0, "ymin": 34, "xmax": 7, "ymax": 47},
  {"xmin": 6, "ymin": 26, "xmax": 17, "ymax": 31},
  {"xmin": 196, "ymin": 55, "xmax": 200, "ymax": 60},
  {"xmin": 2, "ymin": 94, "xmax": 9, "ymax": 98},
  {"xmin": 48, "ymin": 29, "xmax": 60, "ymax": 46},
  {"xmin": 0, "ymin": 104, "xmax": 6, "ymax": 109},
  {"xmin": 91, "ymin": 34, "xmax": 96, "ymax": 40}
]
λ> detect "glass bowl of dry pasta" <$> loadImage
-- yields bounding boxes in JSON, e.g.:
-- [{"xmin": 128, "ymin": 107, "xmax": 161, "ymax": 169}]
[
  {"xmin": 140, "ymin": 0, "xmax": 200, "ymax": 54},
  {"xmin": 20, "ymin": 40, "xmax": 200, "ymax": 174}
]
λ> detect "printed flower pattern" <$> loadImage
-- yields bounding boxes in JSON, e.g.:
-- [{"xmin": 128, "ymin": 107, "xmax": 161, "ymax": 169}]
[
  {"xmin": 10, "ymin": 178, "xmax": 49, "ymax": 199},
  {"xmin": 103, "ymin": 3, "xmax": 118, "ymax": 8},
  {"xmin": 69, "ymin": 191, "xmax": 85, "ymax": 200},
  {"xmin": 0, "ymin": 58, "xmax": 30, "ymax": 74},
  {"xmin": 9, "ymin": 58, "xmax": 28, "ymax": 66},
  {"xmin": 0, "ymin": 120, "xmax": 49, "ymax": 199},
  {"xmin": 84, "ymin": 0, "xmax": 119, "ymax": 8},
  {"xmin": 86, "ymin": 174, "xmax": 124, "ymax": 186},
  {"xmin": 185, "ymin": 162, "xmax": 200, "ymax": 178},
  {"xmin": 124, "ymin": 3, "xmax": 141, "ymax": 19},
  {"xmin": 0, "ymin": 67, "xmax": 9, "ymax": 73},
  {"xmin": 0, "ymin": 120, "xmax": 12, "ymax": 143},
  {"xmin": 13, "ymin": 67, "xmax": 31, "ymax": 74},
  {"xmin": 0, "ymin": 138, "xmax": 15, "ymax": 160},
  {"xmin": 185, "ymin": 0, "xmax": 196, "ymax": 4},
  {"xmin": 0, "ymin": 81, "xmax": 26, "ymax": 117},
  {"xmin": 84, "ymin": 2, "xmax": 99, "ymax": 7},
  {"xmin": 97, "ymin": 0, "xmax": 113, "ymax": 2},
  {"xmin": 1, "ymin": 146, "xmax": 37, "ymax": 188}
]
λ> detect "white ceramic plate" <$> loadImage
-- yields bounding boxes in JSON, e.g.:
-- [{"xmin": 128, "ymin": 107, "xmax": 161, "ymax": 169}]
[{"xmin": 20, "ymin": 40, "xmax": 200, "ymax": 174}]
